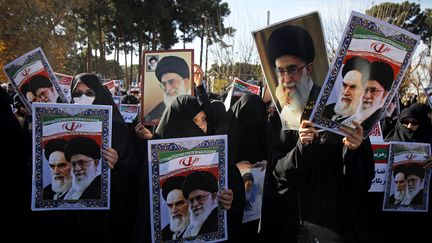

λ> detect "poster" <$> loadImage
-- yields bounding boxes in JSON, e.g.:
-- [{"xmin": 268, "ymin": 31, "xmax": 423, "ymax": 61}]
[
  {"xmin": 223, "ymin": 78, "xmax": 261, "ymax": 111},
  {"xmin": 237, "ymin": 161, "xmax": 266, "ymax": 223},
  {"xmin": 309, "ymin": 11, "xmax": 420, "ymax": 137},
  {"xmin": 120, "ymin": 104, "xmax": 140, "ymax": 123},
  {"xmin": 253, "ymin": 12, "xmax": 329, "ymax": 130},
  {"xmin": 382, "ymin": 142, "xmax": 431, "ymax": 212},
  {"xmin": 148, "ymin": 135, "xmax": 228, "ymax": 242},
  {"xmin": 31, "ymin": 103, "xmax": 112, "ymax": 210},
  {"xmin": 54, "ymin": 72, "xmax": 73, "ymax": 102},
  {"xmin": 425, "ymin": 86, "xmax": 432, "ymax": 109},
  {"xmin": 3, "ymin": 47, "xmax": 68, "ymax": 112},
  {"xmin": 141, "ymin": 50, "xmax": 194, "ymax": 125},
  {"xmin": 369, "ymin": 143, "xmax": 389, "ymax": 192}
]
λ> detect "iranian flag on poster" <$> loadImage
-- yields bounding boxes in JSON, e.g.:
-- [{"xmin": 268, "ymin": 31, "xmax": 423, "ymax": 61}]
[
  {"xmin": 224, "ymin": 78, "xmax": 261, "ymax": 110},
  {"xmin": 369, "ymin": 143, "xmax": 389, "ymax": 192},
  {"xmin": 103, "ymin": 80, "xmax": 116, "ymax": 95},
  {"xmin": 55, "ymin": 72, "xmax": 73, "ymax": 102},
  {"xmin": 42, "ymin": 116, "xmax": 103, "ymax": 144}
]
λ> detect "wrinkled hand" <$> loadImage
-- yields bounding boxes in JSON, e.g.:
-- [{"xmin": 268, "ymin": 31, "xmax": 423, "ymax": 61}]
[
  {"xmin": 340, "ymin": 121, "xmax": 363, "ymax": 150},
  {"xmin": 103, "ymin": 148, "xmax": 118, "ymax": 169},
  {"xmin": 135, "ymin": 123, "xmax": 153, "ymax": 140},
  {"xmin": 299, "ymin": 120, "xmax": 318, "ymax": 146},
  {"xmin": 217, "ymin": 189, "xmax": 233, "ymax": 210},
  {"xmin": 193, "ymin": 64, "xmax": 204, "ymax": 87}
]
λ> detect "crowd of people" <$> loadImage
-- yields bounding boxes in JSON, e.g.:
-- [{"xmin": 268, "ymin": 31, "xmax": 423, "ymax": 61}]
[{"xmin": 1, "ymin": 38, "xmax": 432, "ymax": 243}]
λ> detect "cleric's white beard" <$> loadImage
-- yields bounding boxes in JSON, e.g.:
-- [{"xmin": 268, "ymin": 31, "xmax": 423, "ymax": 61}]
[
  {"xmin": 72, "ymin": 164, "xmax": 99, "ymax": 192},
  {"xmin": 394, "ymin": 189, "xmax": 406, "ymax": 200},
  {"xmin": 275, "ymin": 70, "xmax": 311, "ymax": 110},
  {"xmin": 358, "ymin": 97, "xmax": 385, "ymax": 120},
  {"xmin": 170, "ymin": 213, "xmax": 189, "ymax": 233},
  {"xmin": 51, "ymin": 175, "xmax": 72, "ymax": 194},
  {"xmin": 334, "ymin": 96, "xmax": 357, "ymax": 117},
  {"xmin": 163, "ymin": 83, "xmax": 189, "ymax": 106},
  {"xmin": 189, "ymin": 199, "xmax": 218, "ymax": 228}
]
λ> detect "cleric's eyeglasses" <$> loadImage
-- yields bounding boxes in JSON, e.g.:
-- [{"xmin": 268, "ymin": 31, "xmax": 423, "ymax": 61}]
[
  {"xmin": 275, "ymin": 64, "xmax": 307, "ymax": 77},
  {"xmin": 70, "ymin": 159, "xmax": 93, "ymax": 168},
  {"xmin": 188, "ymin": 193, "xmax": 210, "ymax": 204},
  {"xmin": 72, "ymin": 90, "xmax": 96, "ymax": 98},
  {"xmin": 159, "ymin": 78, "xmax": 184, "ymax": 89},
  {"xmin": 365, "ymin": 87, "xmax": 384, "ymax": 96}
]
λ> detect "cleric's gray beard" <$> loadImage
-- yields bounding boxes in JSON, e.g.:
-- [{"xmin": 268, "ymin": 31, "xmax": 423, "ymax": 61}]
[
  {"xmin": 189, "ymin": 199, "xmax": 217, "ymax": 228},
  {"xmin": 51, "ymin": 175, "xmax": 72, "ymax": 194},
  {"xmin": 72, "ymin": 163, "xmax": 98, "ymax": 192},
  {"xmin": 163, "ymin": 82, "xmax": 189, "ymax": 106},
  {"xmin": 170, "ymin": 212, "xmax": 189, "ymax": 233}
]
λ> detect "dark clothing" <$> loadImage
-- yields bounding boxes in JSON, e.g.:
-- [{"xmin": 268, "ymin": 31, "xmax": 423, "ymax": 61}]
[
  {"xmin": 68, "ymin": 73, "xmax": 138, "ymax": 243},
  {"xmin": 360, "ymin": 108, "xmax": 382, "ymax": 136},
  {"xmin": 145, "ymin": 101, "xmax": 166, "ymax": 123},
  {"xmin": 79, "ymin": 175, "xmax": 102, "ymax": 199},
  {"xmin": 198, "ymin": 207, "xmax": 219, "ymax": 235},
  {"xmin": 161, "ymin": 224, "xmax": 185, "ymax": 240},
  {"xmin": 272, "ymin": 131, "xmax": 375, "ymax": 242}
]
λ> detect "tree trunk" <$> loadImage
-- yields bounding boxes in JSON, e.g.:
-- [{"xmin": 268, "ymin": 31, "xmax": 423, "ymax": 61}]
[
  {"xmin": 130, "ymin": 46, "xmax": 133, "ymax": 89},
  {"xmin": 124, "ymin": 44, "xmax": 128, "ymax": 86},
  {"xmin": 87, "ymin": 36, "xmax": 92, "ymax": 72},
  {"xmin": 97, "ymin": 14, "xmax": 106, "ymax": 76}
]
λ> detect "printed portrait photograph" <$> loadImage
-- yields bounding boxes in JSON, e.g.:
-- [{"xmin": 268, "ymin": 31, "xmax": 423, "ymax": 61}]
[
  {"xmin": 141, "ymin": 50, "xmax": 194, "ymax": 125},
  {"xmin": 253, "ymin": 12, "xmax": 329, "ymax": 130}
]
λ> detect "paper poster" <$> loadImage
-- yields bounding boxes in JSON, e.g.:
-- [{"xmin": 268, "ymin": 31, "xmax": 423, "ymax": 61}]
[
  {"xmin": 120, "ymin": 104, "xmax": 140, "ymax": 123},
  {"xmin": 369, "ymin": 143, "xmax": 389, "ymax": 192},
  {"xmin": 253, "ymin": 12, "xmax": 329, "ymax": 130},
  {"xmin": 141, "ymin": 50, "xmax": 194, "ymax": 125},
  {"xmin": 3, "ymin": 47, "xmax": 68, "ymax": 112},
  {"xmin": 31, "ymin": 103, "xmax": 112, "ymax": 210},
  {"xmin": 223, "ymin": 78, "xmax": 261, "ymax": 111},
  {"xmin": 310, "ymin": 11, "xmax": 420, "ymax": 138},
  {"xmin": 382, "ymin": 142, "xmax": 431, "ymax": 212},
  {"xmin": 54, "ymin": 72, "xmax": 73, "ymax": 102},
  {"xmin": 148, "ymin": 135, "xmax": 228, "ymax": 242},
  {"xmin": 237, "ymin": 161, "xmax": 266, "ymax": 223}
]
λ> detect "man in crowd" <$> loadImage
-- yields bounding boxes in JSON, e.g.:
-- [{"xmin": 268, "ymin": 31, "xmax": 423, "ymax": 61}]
[
  {"xmin": 182, "ymin": 171, "xmax": 219, "ymax": 237},
  {"xmin": 43, "ymin": 139, "xmax": 72, "ymax": 200},
  {"xmin": 145, "ymin": 56, "xmax": 191, "ymax": 122},
  {"xmin": 267, "ymin": 25, "xmax": 320, "ymax": 130},
  {"xmin": 63, "ymin": 137, "xmax": 102, "ymax": 200},
  {"xmin": 355, "ymin": 61, "xmax": 394, "ymax": 130},
  {"xmin": 388, "ymin": 165, "xmax": 407, "ymax": 205},
  {"xmin": 161, "ymin": 176, "xmax": 190, "ymax": 240},
  {"xmin": 323, "ymin": 56, "xmax": 370, "ymax": 123},
  {"xmin": 401, "ymin": 163, "xmax": 425, "ymax": 206},
  {"xmin": 28, "ymin": 75, "xmax": 60, "ymax": 103}
]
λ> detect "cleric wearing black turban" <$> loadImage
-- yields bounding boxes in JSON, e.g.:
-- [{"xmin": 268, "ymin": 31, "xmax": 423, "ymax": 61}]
[{"xmin": 63, "ymin": 136, "xmax": 102, "ymax": 200}]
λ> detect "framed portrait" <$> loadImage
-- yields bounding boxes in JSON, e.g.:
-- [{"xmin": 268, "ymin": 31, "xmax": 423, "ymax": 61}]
[
  {"xmin": 148, "ymin": 135, "xmax": 228, "ymax": 243},
  {"xmin": 424, "ymin": 86, "xmax": 432, "ymax": 109},
  {"xmin": 54, "ymin": 72, "xmax": 73, "ymax": 102},
  {"xmin": 120, "ymin": 104, "xmax": 140, "ymax": 123},
  {"xmin": 309, "ymin": 11, "xmax": 420, "ymax": 137},
  {"xmin": 31, "ymin": 103, "xmax": 112, "ymax": 210},
  {"xmin": 141, "ymin": 49, "xmax": 194, "ymax": 126},
  {"xmin": 3, "ymin": 47, "xmax": 69, "ymax": 113},
  {"xmin": 382, "ymin": 142, "xmax": 431, "ymax": 212},
  {"xmin": 253, "ymin": 12, "xmax": 329, "ymax": 130}
]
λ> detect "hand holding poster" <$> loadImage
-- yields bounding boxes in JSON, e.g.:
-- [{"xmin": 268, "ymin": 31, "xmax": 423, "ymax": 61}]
[
  {"xmin": 31, "ymin": 103, "xmax": 112, "ymax": 210},
  {"xmin": 309, "ymin": 11, "xmax": 420, "ymax": 137},
  {"xmin": 148, "ymin": 135, "xmax": 227, "ymax": 242}
]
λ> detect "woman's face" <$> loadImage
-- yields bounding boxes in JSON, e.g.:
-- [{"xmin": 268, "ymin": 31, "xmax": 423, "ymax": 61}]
[
  {"xmin": 72, "ymin": 82, "xmax": 96, "ymax": 105},
  {"xmin": 193, "ymin": 111, "xmax": 207, "ymax": 133}
]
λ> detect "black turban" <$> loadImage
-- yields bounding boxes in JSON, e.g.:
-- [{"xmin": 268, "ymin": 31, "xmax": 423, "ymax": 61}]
[
  {"xmin": 149, "ymin": 56, "xmax": 158, "ymax": 62},
  {"xmin": 341, "ymin": 56, "xmax": 370, "ymax": 78},
  {"xmin": 155, "ymin": 56, "xmax": 190, "ymax": 81},
  {"xmin": 267, "ymin": 25, "xmax": 315, "ymax": 67},
  {"xmin": 29, "ymin": 75, "xmax": 52, "ymax": 95},
  {"xmin": 162, "ymin": 176, "xmax": 185, "ymax": 200},
  {"xmin": 182, "ymin": 171, "xmax": 218, "ymax": 199},
  {"xmin": 405, "ymin": 163, "xmax": 425, "ymax": 178},
  {"xmin": 392, "ymin": 165, "xmax": 406, "ymax": 178},
  {"xmin": 44, "ymin": 139, "xmax": 67, "ymax": 160},
  {"xmin": 242, "ymin": 172, "xmax": 254, "ymax": 183},
  {"xmin": 369, "ymin": 61, "xmax": 394, "ymax": 91},
  {"xmin": 64, "ymin": 137, "xmax": 101, "ymax": 161}
]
